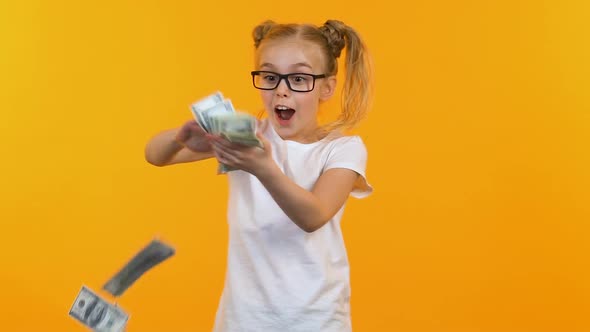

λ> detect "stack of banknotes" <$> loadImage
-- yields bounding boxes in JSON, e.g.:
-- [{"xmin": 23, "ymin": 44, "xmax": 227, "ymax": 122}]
[
  {"xmin": 190, "ymin": 92, "xmax": 262, "ymax": 174},
  {"xmin": 69, "ymin": 240, "xmax": 175, "ymax": 332}
]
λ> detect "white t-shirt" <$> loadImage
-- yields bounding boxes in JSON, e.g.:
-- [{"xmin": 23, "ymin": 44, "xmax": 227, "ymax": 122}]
[{"xmin": 213, "ymin": 122, "xmax": 372, "ymax": 332}]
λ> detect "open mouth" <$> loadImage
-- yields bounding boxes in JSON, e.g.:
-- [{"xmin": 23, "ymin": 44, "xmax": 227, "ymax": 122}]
[{"xmin": 275, "ymin": 105, "xmax": 296, "ymax": 121}]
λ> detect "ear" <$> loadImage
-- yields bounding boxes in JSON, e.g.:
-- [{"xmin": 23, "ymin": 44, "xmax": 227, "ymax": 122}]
[{"xmin": 319, "ymin": 76, "xmax": 337, "ymax": 101}]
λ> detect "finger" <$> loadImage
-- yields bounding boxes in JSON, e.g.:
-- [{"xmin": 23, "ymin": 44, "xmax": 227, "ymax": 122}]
[
  {"xmin": 182, "ymin": 119, "xmax": 198, "ymax": 130},
  {"xmin": 176, "ymin": 122, "xmax": 195, "ymax": 142},
  {"xmin": 213, "ymin": 149, "xmax": 227, "ymax": 164},
  {"xmin": 214, "ymin": 147, "xmax": 235, "ymax": 165},
  {"xmin": 257, "ymin": 118, "xmax": 269, "ymax": 133},
  {"xmin": 185, "ymin": 119, "xmax": 198, "ymax": 127},
  {"xmin": 178, "ymin": 120, "xmax": 204, "ymax": 140},
  {"xmin": 188, "ymin": 122, "xmax": 207, "ymax": 135},
  {"xmin": 212, "ymin": 141, "xmax": 236, "ymax": 158},
  {"xmin": 175, "ymin": 129, "xmax": 188, "ymax": 143},
  {"xmin": 188, "ymin": 122, "xmax": 202, "ymax": 131},
  {"xmin": 207, "ymin": 135, "xmax": 230, "ymax": 148},
  {"xmin": 256, "ymin": 131, "xmax": 270, "ymax": 149},
  {"xmin": 214, "ymin": 137, "xmax": 245, "ymax": 151}
]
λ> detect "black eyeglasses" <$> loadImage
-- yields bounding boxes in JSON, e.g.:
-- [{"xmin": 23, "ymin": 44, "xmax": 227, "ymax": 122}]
[{"xmin": 251, "ymin": 71, "xmax": 326, "ymax": 92}]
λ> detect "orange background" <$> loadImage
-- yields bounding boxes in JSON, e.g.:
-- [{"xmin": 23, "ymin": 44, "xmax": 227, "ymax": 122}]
[{"xmin": 1, "ymin": 0, "xmax": 589, "ymax": 331}]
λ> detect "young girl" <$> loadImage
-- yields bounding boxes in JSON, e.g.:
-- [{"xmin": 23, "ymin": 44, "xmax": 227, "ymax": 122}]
[{"xmin": 145, "ymin": 19, "xmax": 373, "ymax": 332}]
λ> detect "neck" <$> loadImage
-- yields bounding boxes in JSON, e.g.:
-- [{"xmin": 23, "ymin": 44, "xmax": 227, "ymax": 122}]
[{"xmin": 272, "ymin": 122, "xmax": 326, "ymax": 144}]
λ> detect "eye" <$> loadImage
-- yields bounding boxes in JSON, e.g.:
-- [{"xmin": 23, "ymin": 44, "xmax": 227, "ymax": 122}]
[
  {"xmin": 292, "ymin": 75, "xmax": 308, "ymax": 83},
  {"xmin": 263, "ymin": 73, "xmax": 277, "ymax": 82}
]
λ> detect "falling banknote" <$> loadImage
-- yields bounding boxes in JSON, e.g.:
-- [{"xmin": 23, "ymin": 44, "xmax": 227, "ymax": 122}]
[
  {"xmin": 102, "ymin": 239, "xmax": 175, "ymax": 297},
  {"xmin": 69, "ymin": 285, "xmax": 129, "ymax": 332}
]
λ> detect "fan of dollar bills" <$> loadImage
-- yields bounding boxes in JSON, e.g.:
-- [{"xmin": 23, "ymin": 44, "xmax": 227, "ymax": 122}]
[
  {"xmin": 69, "ymin": 239, "xmax": 175, "ymax": 332},
  {"xmin": 189, "ymin": 91, "xmax": 263, "ymax": 174}
]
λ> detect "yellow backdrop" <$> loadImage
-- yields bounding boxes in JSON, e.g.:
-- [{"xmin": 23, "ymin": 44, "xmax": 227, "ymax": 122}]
[{"xmin": 1, "ymin": 0, "xmax": 589, "ymax": 331}]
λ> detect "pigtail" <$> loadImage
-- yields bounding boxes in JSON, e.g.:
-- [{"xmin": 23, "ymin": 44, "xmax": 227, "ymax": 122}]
[
  {"xmin": 321, "ymin": 20, "xmax": 373, "ymax": 132},
  {"xmin": 253, "ymin": 20, "xmax": 277, "ymax": 48},
  {"xmin": 319, "ymin": 20, "xmax": 346, "ymax": 58}
]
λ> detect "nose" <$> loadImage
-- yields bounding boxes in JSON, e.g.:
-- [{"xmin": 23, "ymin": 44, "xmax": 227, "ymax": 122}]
[{"xmin": 275, "ymin": 77, "xmax": 290, "ymax": 97}]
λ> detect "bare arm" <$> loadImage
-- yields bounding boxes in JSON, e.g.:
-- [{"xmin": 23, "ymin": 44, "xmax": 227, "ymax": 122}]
[
  {"xmin": 257, "ymin": 166, "xmax": 359, "ymax": 232},
  {"xmin": 145, "ymin": 120, "xmax": 214, "ymax": 166},
  {"xmin": 208, "ymin": 128, "xmax": 359, "ymax": 232}
]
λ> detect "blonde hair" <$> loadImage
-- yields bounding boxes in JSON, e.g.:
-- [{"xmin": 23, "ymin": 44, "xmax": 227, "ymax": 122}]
[{"xmin": 252, "ymin": 20, "xmax": 374, "ymax": 133}]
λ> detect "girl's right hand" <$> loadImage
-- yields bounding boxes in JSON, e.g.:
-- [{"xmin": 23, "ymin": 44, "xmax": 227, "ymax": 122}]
[{"xmin": 175, "ymin": 120, "xmax": 212, "ymax": 152}]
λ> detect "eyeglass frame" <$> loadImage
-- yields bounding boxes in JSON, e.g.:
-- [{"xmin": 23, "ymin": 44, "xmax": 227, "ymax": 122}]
[{"xmin": 250, "ymin": 70, "xmax": 327, "ymax": 92}]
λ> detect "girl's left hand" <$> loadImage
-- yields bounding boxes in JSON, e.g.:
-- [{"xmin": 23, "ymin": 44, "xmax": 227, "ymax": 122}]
[{"xmin": 207, "ymin": 121, "xmax": 274, "ymax": 177}]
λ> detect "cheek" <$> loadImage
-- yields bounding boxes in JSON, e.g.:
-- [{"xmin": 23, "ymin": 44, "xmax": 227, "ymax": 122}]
[
  {"xmin": 260, "ymin": 91, "xmax": 274, "ymax": 113},
  {"xmin": 300, "ymin": 93, "xmax": 321, "ymax": 109},
  {"xmin": 260, "ymin": 90, "xmax": 272, "ymax": 103}
]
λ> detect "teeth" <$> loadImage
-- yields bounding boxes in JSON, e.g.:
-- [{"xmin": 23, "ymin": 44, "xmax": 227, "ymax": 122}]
[{"xmin": 276, "ymin": 105, "xmax": 289, "ymax": 110}]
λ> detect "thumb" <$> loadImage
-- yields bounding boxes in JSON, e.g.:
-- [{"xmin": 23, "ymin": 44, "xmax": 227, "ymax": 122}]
[
  {"xmin": 255, "ymin": 120, "xmax": 270, "ymax": 149},
  {"xmin": 175, "ymin": 120, "xmax": 196, "ymax": 143},
  {"xmin": 257, "ymin": 118, "xmax": 269, "ymax": 133},
  {"xmin": 175, "ymin": 127, "xmax": 188, "ymax": 143}
]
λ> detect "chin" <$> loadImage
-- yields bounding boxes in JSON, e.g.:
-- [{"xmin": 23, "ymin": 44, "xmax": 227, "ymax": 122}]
[{"xmin": 272, "ymin": 125, "xmax": 296, "ymax": 140}]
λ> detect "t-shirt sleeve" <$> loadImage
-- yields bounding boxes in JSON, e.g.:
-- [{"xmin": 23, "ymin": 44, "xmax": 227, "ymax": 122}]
[{"xmin": 323, "ymin": 136, "xmax": 373, "ymax": 198}]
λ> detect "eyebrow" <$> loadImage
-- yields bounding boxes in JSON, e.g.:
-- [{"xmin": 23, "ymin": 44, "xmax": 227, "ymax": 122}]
[{"xmin": 259, "ymin": 62, "xmax": 313, "ymax": 70}]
